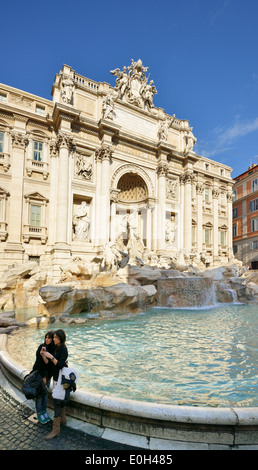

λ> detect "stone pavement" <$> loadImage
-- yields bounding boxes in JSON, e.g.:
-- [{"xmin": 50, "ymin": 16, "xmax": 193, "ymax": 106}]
[{"xmin": 0, "ymin": 385, "xmax": 140, "ymax": 451}]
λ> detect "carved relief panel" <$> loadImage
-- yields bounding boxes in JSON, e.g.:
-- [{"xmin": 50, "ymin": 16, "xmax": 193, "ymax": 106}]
[
  {"xmin": 166, "ymin": 178, "xmax": 178, "ymax": 200},
  {"xmin": 74, "ymin": 153, "xmax": 93, "ymax": 181}
]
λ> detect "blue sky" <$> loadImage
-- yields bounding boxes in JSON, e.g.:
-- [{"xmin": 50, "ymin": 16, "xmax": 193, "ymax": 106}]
[{"xmin": 1, "ymin": 0, "xmax": 258, "ymax": 178}]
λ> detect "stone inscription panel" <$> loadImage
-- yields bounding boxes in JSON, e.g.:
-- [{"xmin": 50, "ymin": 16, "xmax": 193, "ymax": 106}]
[{"xmin": 114, "ymin": 107, "xmax": 157, "ymax": 140}]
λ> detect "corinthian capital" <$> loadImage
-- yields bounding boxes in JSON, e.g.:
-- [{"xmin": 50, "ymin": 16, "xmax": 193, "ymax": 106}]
[
  {"xmin": 212, "ymin": 188, "xmax": 219, "ymax": 199},
  {"xmin": 56, "ymin": 131, "xmax": 75, "ymax": 151},
  {"xmin": 95, "ymin": 144, "xmax": 113, "ymax": 163},
  {"xmin": 196, "ymin": 183, "xmax": 204, "ymax": 194},
  {"xmin": 183, "ymin": 170, "xmax": 194, "ymax": 184},
  {"xmin": 156, "ymin": 162, "xmax": 168, "ymax": 177},
  {"xmin": 11, "ymin": 132, "xmax": 29, "ymax": 149},
  {"xmin": 227, "ymin": 192, "xmax": 232, "ymax": 202}
]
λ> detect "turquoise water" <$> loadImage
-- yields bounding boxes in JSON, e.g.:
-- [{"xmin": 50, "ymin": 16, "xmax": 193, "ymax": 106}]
[{"xmin": 8, "ymin": 303, "xmax": 258, "ymax": 407}]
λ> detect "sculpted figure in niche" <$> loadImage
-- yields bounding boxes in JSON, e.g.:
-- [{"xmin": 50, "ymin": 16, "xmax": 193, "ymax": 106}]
[
  {"xmin": 61, "ymin": 76, "xmax": 75, "ymax": 104},
  {"xmin": 73, "ymin": 201, "xmax": 90, "ymax": 241}
]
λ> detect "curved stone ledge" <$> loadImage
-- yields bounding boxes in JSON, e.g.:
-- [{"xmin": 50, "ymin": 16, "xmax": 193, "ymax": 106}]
[{"xmin": 1, "ymin": 333, "xmax": 258, "ymax": 449}]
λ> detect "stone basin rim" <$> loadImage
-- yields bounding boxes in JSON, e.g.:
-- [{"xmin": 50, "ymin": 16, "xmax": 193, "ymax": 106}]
[{"xmin": 1, "ymin": 334, "xmax": 258, "ymax": 427}]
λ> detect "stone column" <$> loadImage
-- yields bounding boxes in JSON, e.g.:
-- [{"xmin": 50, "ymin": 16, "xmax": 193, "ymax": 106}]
[
  {"xmin": 183, "ymin": 171, "xmax": 193, "ymax": 254},
  {"xmin": 156, "ymin": 162, "xmax": 168, "ymax": 252},
  {"xmin": 95, "ymin": 144, "xmax": 113, "ymax": 246},
  {"xmin": 196, "ymin": 183, "xmax": 204, "ymax": 254},
  {"xmin": 110, "ymin": 200, "xmax": 116, "ymax": 242},
  {"xmin": 179, "ymin": 175, "xmax": 185, "ymax": 251},
  {"xmin": 3, "ymin": 132, "xmax": 28, "ymax": 267},
  {"xmin": 146, "ymin": 205, "xmax": 152, "ymax": 251},
  {"xmin": 55, "ymin": 132, "xmax": 73, "ymax": 245},
  {"xmin": 227, "ymin": 190, "xmax": 233, "ymax": 259},
  {"xmin": 94, "ymin": 151, "xmax": 102, "ymax": 245},
  {"xmin": 212, "ymin": 187, "xmax": 219, "ymax": 260}
]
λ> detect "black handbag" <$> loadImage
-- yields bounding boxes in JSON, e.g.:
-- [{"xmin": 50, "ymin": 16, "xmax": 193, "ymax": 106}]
[{"xmin": 22, "ymin": 370, "xmax": 47, "ymax": 399}]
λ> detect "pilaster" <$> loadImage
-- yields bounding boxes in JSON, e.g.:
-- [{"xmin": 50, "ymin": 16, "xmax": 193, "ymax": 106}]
[
  {"xmin": 183, "ymin": 171, "xmax": 194, "ymax": 254},
  {"xmin": 196, "ymin": 183, "xmax": 204, "ymax": 255},
  {"xmin": 3, "ymin": 132, "xmax": 27, "ymax": 268},
  {"xmin": 156, "ymin": 162, "xmax": 168, "ymax": 252},
  {"xmin": 227, "ymin": 190, "xmax": 233, "ymax": 257},
  {"xmin": 95, "ymin": 144, "xmax": 113, "ymax": 246},
  {"xmin": 212, "ymin": 187, "xmax": 219, "ymax": 260}
]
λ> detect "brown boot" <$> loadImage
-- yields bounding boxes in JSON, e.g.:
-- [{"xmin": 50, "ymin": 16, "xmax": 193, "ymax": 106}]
[
  {"xmin": 60, "ymin": 407, "xmax": 66, "ymax": 425},
  {"xmin": 45, "ymin": 417, "xmax": 60, "ymax": 440}
]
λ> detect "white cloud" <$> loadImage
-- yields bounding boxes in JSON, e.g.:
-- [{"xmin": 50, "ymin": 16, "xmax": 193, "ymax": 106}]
[
  {"xmin": 197, "ymin": 116, "xmax": 258, "ymax": 160},
  {"xmin": 216, "ymin": 117, "xmax": 258, "ymax": 145}
]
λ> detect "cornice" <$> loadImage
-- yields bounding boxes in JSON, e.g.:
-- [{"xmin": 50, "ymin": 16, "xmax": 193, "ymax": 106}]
[{"xmin": 52, "ymin": 102, "xmax": 80, "ymax": 128}]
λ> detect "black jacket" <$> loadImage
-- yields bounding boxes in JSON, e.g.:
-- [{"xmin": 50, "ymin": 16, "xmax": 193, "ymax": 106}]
[
  {"xmin": 52, "ymin": 344, "xmax": 68, "ymax": 381},
  {"xmin": 32, "ymin": 342, "xmax": 54, "ymax": 380}
]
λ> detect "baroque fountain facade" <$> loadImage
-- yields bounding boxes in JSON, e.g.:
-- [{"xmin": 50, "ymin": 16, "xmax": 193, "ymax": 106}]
[
  {"xmin": 0, "ymin": 58, "xmax": 234, "ymax": 280},
  {"xmin": 1, "ymin": 60, "xmax": 258, "ymax": 449}
]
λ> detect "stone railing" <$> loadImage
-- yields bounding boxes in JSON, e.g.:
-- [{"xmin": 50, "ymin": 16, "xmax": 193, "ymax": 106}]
[
  {"xmin": 0, "ymin": 221, "xmax": 8, "ymax": 241},
  {"xmin": 26, "ymin": 159, "xmax": 49, "ymax": 180},
  {"xmin": 0, "ymin": 153, "xmax": 11, "ymax": 172},
  {"xmin": 73, "ymin": 73, "xmax": 99, "ymax": 92},
  {"xmin": 22, "ymin": 225, "xmax": 47, "ymax": 244}
]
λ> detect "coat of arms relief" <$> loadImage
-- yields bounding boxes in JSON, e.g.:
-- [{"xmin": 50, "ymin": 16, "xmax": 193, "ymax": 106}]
[{"xmin": 109, "ymin": 59, "xmax": 157, "ymax": 112}]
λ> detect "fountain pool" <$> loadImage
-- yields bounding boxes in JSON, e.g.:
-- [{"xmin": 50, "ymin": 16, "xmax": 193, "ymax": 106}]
[{"xmin": 8, "ymin": 303, "xmax": 258, "ymax": 408}]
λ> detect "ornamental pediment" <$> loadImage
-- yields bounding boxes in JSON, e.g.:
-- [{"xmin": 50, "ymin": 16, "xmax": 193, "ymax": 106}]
[{"xmin": 24, "ymin": 192, "xmax": 49, "ymax": 202}]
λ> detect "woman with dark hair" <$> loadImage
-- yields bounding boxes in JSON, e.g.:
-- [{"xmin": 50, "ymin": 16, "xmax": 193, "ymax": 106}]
[
  {"xmin": 42, "ymin": 329, "xmax": 68, "ymax": 439},
  {"xmin": 32, "ymin": 330, "xmax": 55, "ymax": 424}
]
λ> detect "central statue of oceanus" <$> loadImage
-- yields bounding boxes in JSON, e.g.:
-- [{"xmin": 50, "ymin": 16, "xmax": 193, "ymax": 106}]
[{"xmin": 110, "ymin": 59, "xmax": 157, "ymax": 111}]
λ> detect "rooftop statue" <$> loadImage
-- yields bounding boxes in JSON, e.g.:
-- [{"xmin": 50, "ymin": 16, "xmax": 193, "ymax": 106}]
[
  {"xmin": 61, "ymin": 74, "xmax": 75, "ymax": 105},
  {"xmin": 110, "ymin": 59, "xmax": 157, "ymax": 111}
]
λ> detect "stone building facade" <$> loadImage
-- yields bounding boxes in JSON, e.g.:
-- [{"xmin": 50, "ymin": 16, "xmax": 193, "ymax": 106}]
[
  {"xmin": 232, "ymin": 163, "xmax": 258, "ymax": 268},
  {"xmin": 0, "ymin": 61, "xmax": 234, "ymax": 279}
]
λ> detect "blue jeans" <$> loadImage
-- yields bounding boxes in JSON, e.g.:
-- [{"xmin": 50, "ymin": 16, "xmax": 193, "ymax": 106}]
[
  {"xmin": 35, "ymin": 390, "xmax": 48, "ymax": 414},
  {"xmin": 35, "ymin": 379, "xmax": 50, "ymax": 414}
]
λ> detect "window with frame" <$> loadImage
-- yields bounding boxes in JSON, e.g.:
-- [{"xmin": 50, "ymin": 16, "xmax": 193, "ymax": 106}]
[
  {"xmin": 250, "ymin": 198, "xmax": 258, "ymax": 212},
  {"xmin": 36, "ymin": 105, "xmax": 45, "ymax": 116},
  {"xmin": 0, "ymin": 93, "xmax": 7, "ymax": 103},
  {"xmin": 232, "ymin": 190, "xmax": 237, "ymax": 201},
  {"xmin": 205, "ymin": 229, "xmax": 211, "ymax": 244},
  {"xmin": 233, "ymin": 224, "xmax": 237, "ymax": 237},
  {"xmin": 233, "ymin": 207, "xmax": 238, "ymax": 218},
  {"xmin": 251, "ymin": 217, "xmax": 258, "ymax": 232},
  {"xmin": 252, "ymin": 178, "xmax": 258, "ymax": 192},
  {"xmin": 250, "ymin": 240, "xmax": 258, "ymax": 250},
  {"xmin": 220, "ymin": 230, "xmax": 226, "ymax": 246},
  {"xmin": 30, "ymin": 204, "xmax": 41, "ymax": 226},
  {"xmin": 204, "ymin": 188, "xmax": 210, "ymax": 203},
  {"xmin": 33, "ymin": 141, "xmax": 43, "ymax": 161},
  {"xmin": 0, "ymin": 132, "xmax": 4, "ymax": 153}
]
